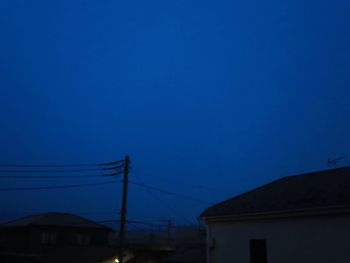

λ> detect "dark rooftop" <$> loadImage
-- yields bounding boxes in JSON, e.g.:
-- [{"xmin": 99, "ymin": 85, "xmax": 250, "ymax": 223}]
[
  {"xmin": 201, "ymin": 166, "xmax": 350, "ymax": 219},
  {"xmin": 1, "ymin": 212, "xmax": 112, "ymax": 230}
]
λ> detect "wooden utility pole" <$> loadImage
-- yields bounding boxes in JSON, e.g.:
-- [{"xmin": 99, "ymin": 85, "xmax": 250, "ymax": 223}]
[
  {"xmin": 161, "ymin": 219, "xmax": 173, "ymax": 241},
  {"xmin": 166, "ymin": 219, "xmax": 172, "ymax": 241},
  {"xmin": 119, "ymin": 155, "xmax": 130, "ymax": 263}
]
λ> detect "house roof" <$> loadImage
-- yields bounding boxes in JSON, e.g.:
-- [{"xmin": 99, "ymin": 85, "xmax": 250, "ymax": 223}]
[
  {"xmin": 1, "ymin": 212, "xmax": 112, "ymax": 230},
  {"xmin": 201, "ymin": 166, "xmax": 350, "ymax": 219}
]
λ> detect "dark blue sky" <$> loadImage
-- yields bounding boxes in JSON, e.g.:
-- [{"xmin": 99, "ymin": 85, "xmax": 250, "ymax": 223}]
[{"xmin": 0, "ymin": 0, "xmax": 350, "ymax": 227}]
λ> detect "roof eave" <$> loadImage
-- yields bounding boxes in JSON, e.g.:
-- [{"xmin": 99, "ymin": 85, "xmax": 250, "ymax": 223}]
[{"xmin": 201, "ymin": 205, "xmax": 350, "ymax": 223}]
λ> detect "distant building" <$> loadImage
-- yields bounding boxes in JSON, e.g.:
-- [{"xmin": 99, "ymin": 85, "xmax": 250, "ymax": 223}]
[
  {"xmin": 0, "ymin": 212, "xmax": 115, "ymax": 263},
  {"xmin": 0, "ymin": 212, "xmax": 201, "ymax": 263},
  {"xmin": 163, "ymin": 244, "xmax": 206, "ymax": 263},
  {"xmin": 128, "ymin": 226, "xmax": 205, "ymax": 247},
  {"xmin": 200, "ymin": 167, "xmax": 350, "ymax": 263},
  {"xmin": 126, "ymin": 226, "xmax": 206, "ymax": 263}
]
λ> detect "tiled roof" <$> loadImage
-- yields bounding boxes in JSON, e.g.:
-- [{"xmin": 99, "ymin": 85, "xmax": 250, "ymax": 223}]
[
  {"xmin": 201, "ymin": 166, "xmax": 350, "ymax": 218},
  {"xmin": 1, "ymin": 212, "xmax": 112, "ymax": 229}
]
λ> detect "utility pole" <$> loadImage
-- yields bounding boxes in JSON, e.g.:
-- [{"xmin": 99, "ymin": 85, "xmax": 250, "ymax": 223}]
[
  {"xmin": 161, "ymin": 219, "xmax": 173, "ymax": 241},
  {"xmin": 119, "ymin": 155, "xmax": 130, "ymax": 263}
]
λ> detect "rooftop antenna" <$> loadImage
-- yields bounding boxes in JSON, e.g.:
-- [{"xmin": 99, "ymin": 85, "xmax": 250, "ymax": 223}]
[{"xmin": 327, "ymin": 155, "xmax": 346, "ymax": 168}]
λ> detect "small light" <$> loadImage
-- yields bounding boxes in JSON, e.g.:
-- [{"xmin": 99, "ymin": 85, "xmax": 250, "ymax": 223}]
[{"xmin": 114, "ymin": 259, "xmax": 119, "ymax": 263}]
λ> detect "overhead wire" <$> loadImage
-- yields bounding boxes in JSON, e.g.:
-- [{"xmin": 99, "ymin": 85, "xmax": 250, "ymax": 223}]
[
  {"xmin": 126, "ymin": 222, "xmax": 144, "ymax": 231},
  {"xmin": 131, "ymin": 170, "xmax": 219, "ymax": 192},
  {"xmin": 99, "ymin": 219, "xmax": 167, "ymax": 231},
  {"xmin": 132, "ymin": 174, "xmax": 195, "ymax": 225},
  {"xmin": 0, "ymin": 159, "xmax": 208, "ymax": 226},
  {"xmin": 0, "ymin": 180, "xmax": 122, "ymax": 191},
  {"xmin": 129, "ymin": 180, "xmax": 211, "ymax": 205},
  {"xmin": 0, "ymin": 210, "xmax": 121, "ymax": 216},
  {"xmin": 0, "ymin": 160, "xmax": 124, "ymax": 179},
  {"xmin": 0, "ymin": 160, "xmax": 124, "ymax": 168},
  {"xmin": 0, "ymin": 167, "xmax": 123, "ymax": 173},
  {"xmin": 0, "ymin": 172, "xmax": 123, "ymax": 179}
]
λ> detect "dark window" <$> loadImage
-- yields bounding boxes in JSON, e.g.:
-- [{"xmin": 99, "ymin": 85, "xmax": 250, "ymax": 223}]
[
  {"xmin": 77, "ymin": 233, "xmax": 90, "ymax": 245},
  {"xmin": 41, "ymin": 232, "xmax": 57, "ymax": 245},
  {"xmin": 250, "ymin": 239, "xmax": 267, "ymax": 263}
]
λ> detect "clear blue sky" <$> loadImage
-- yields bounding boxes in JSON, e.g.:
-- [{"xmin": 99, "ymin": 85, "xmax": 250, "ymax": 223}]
[{"xmin": 0, "ymin": 0, "xmax": 350, "ymax": 227}]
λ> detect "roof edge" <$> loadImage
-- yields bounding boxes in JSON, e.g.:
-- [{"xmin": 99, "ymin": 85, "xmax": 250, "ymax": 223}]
[
  {"xmin": 200, "ymin": 166, "xmax": 350, "ymax": 218},
  {"xmin": 201, "ymin": 205, "xmax": 350, "ymax": 223},
  {"xmin": 0, "ymin": 212, "xmax": 115, "ymax": 231}
]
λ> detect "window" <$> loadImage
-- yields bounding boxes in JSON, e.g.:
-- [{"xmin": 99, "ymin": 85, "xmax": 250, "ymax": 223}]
[
  {"xmin": 250, "ymin": 239, "xmax": 267, "ymax": 263},
  {"xmin": 77, "ymin": 233, "xmax": 90, "ymax": 245},
  {"xmin": 41, "ymin": 232, "xmax": 57, "ymax": 245}
]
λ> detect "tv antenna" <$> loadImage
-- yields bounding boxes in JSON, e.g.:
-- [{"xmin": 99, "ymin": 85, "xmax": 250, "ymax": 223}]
[{"xmin": 327, "ymin": 155, "xmax": 346, "ymax": 168}]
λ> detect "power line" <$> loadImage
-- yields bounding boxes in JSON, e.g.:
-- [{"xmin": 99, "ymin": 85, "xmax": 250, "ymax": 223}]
[
  {"xmin": 132, "ymin": 174, "xmax": 194, "ymax": 225},
  {"xmin": 58, "ymin": 211, "xmax": 122, "ymax": 215},
  {"xmin": 0, "ymin": 167, "xmax": 122, "ymax": 173},
  {"xmin": 130, "ymin": 170, "xmax": 219, "ymax": 192},
  {"xmin": 0, "ymin": 164, "xmax": 98, "ymax": 168},
  {"xmin": 144, "ymin": 189, "xmax": 194, "ymax": 225},
  {"xmin": 127, "ymin": 222, "xmax": 144, "ymax": 231},
  {"xmin": 0, "ymin": 172, "xmax": 123, "ymax": 179},
  {"xmin": 0, "ymin": 180, "xmax": 122, "ymax": 191},
  {"xmin": 108, "ymin": 220, "xmax": 155, "ymax": 231},
  {"xmin": 100, "ymin": 160, "xmax": 125, "ymax": 166},
  {"xmin": 98, "ymin": 219, "xmax": 169, "ymax": 230},
  {"xmin": 0, "ymin": 160, "xmax": 124, "ymax": 168},
  {"xmin": 99, "ymin": 219, "xmax": 161, "ymax": 227},
  {"xmin": 0, "ymin": 210, "xmax": 121, "ymax": 216},
  {"xmin": 0, "ymin": 175, "xmax": 101, "ymax": 178},
  {"xmin": 129, "ymin": 180, "xmax": 211, "ymax": 205}
]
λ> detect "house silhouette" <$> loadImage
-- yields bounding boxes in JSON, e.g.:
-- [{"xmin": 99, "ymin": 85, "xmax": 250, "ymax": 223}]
[{"xmin": 201, "ymin": 166, "xmax": 350, "ymax": 263}]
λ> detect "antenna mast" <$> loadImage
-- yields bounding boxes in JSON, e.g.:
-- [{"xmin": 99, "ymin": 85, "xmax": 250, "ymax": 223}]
[{"xmin": 327, "ymin": 155, "xmax": 346, "ymax": 168}]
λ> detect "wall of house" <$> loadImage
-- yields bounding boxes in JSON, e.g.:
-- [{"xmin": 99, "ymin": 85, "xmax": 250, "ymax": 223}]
[
  {"xmin": 0, "ymin": 226, "xmax": 114, "ymax": 262},
  {"xmin": 0, "ymin": 227, "xmax": 31, "ymax": 252},
  {"xmin": 0, "ymin": 226, "xmax": 112, "ymax": 254},
  {"xmin": 207, "ymin": 213, "xmax": 350, "ymax": 263},
  {"xmin": 29, "ymin": 226, "xmax": 111, "ymax": 247}
]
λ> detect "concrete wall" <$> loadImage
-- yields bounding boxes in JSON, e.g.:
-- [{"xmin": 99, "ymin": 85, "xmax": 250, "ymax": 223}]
[{"xmin": 207, "ymin": 214, "xmax": 350, "ymax": 263}]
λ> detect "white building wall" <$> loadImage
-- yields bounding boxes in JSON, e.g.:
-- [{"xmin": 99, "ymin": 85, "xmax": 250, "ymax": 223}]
[{"xmin": 207, "ymin": 214, "xmax": 350, "ymax": 263}]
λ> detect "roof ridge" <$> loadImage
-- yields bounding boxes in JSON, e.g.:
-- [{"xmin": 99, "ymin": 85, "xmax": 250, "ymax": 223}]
[
  {"xmin": 1, "ymin": 213, "xmax": 45, "ymax": 226},
  {"xmin": 200, "ymin": 166, "xmax": 350, "ymax": 219},
  {"xmin": 283, "ymin": 165, "xmax": 350, "ymax": 178},
  {"xmin": 200, "ymin": 176, "xmax": 288, "ymax": 217},
  {"xmin": 0, "ymin": 212, "xmax": 114, "ymax": 231},
  {"xmin": 204, "ymin": 166, "xmax": 350, "ymax": 212}
]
